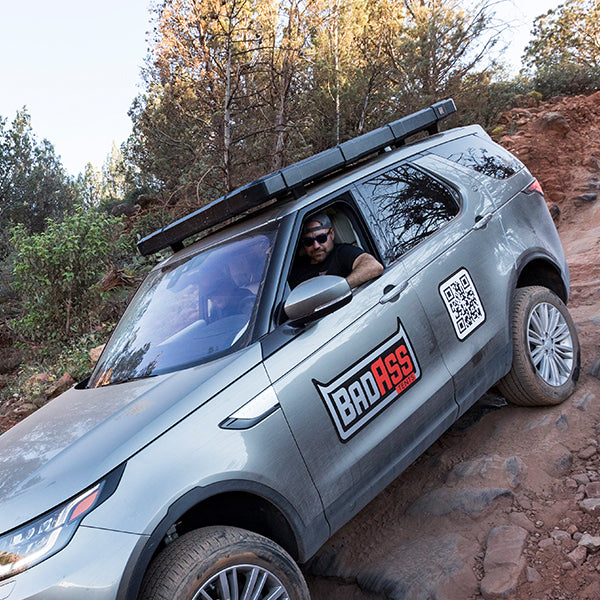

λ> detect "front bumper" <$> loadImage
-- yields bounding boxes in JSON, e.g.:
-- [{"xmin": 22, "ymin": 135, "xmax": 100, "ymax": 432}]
[{"xmin": 0, "ymin": 525, "xmax": 142, "ymax": 600}]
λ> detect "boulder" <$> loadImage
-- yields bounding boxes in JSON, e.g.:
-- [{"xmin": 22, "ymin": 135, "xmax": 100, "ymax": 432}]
[
  {"xmin": 579, "ymin": 534, "xmax": 600, "ymax": 553},
  {"xmin": 567, "ymin": 545, "xmax": 587, "ymax": 567},
  {"xmin": 406, "ymin": 487, "xmax": 513, "ymax": 517},
  {"xmin": 480, "ymin": 526, "xmax": 527, "ymax": 599},
  {"xmin": 89, "ymin": 344, "xmax": 105, "ymax": 363},
  {"xmin": 534, "ymin": 112, "xmax": 570, "ymax": 136},
  {"xmin": 579, "ymin": 498, "xmax": 600, "ymax": 517},
  {"xmin": 47, "ymin": 373, "xmax": 75, "ymax": 400}
]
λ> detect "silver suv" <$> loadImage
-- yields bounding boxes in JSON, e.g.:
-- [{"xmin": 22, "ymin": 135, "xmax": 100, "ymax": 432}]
[{"xmin": 0, "ymin": 100, "xmax": 580, "ymax": 600}]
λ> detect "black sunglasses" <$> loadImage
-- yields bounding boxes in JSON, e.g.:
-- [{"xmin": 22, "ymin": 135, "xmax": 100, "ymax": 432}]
[{"xmin": 301, "ymin": 229, "xmax": 331, "ymax": 247}]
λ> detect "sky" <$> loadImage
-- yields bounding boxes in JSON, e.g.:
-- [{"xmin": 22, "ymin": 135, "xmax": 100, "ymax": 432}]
[
  {"xmin": 498, "ymin": 0, "xmax": 561, "ymax": 72},
  {"xmin": 0, "ymin": 0, "xmax": 563, "ymax": 178},
  {"xmin": 0, "ymin": 1, "xmax": 151, "ymax": 176}
]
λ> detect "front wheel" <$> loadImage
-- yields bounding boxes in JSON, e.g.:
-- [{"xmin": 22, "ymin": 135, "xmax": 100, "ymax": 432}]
[
  {"xmin": 497, "ymin": 286, "xmax": 580, "ymax": 406},
  {"xmin": 140, "ymin": 526, "xmax": 311, "ymax": 600}
]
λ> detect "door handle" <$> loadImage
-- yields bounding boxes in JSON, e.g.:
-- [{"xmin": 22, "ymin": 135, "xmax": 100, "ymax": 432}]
[
  {"xmin": 473, "ymin": 213, "xmax": 493, "ymax": 230},
  {"xmin": 379, "ymin": 281, "xmax": 408, "ymax": 304}
]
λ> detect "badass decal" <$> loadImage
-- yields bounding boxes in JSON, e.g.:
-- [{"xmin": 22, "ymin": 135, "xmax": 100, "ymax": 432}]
[
  {"xmin": 439, "ymin": 268, "xmax": 486, "ymax": 340},
  {"xmin": 314, "ymin": 320, "xmax": 420, "ymax": 441}
]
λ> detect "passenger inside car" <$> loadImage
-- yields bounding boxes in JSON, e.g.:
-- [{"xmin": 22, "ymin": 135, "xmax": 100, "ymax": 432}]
[
  {"xmin": 289, "ymin": 211, "xmax": 384, "ymax": 289},
  {"xmin": 207, "ymin": 277, "xmax": 255, "ymax": 322}
]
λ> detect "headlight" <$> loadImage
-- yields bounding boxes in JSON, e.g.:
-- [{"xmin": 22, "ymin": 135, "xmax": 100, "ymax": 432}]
[{"xmin": 0, "ymin": 466, "xmax": 124, "ymax": 581}]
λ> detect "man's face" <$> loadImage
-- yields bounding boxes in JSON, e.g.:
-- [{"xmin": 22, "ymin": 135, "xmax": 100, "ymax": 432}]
[{"xmin": 303, "ymin": 221, "xmax": 335, "ymax": 264}]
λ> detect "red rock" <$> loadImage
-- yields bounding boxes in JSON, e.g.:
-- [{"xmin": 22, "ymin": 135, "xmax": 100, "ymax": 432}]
[
  {"xmin": 579, "ymin": 534, "xmax": 600, "ymax": 552},
  {"xmin": 47, "ymin": 373, "xmax": 75, "ymax": 400},
  {"xmin": 585, "ymin": 482, "xmax": 600, "ymax": 498},
  {"xmin": 89, "ymin": 344, "xmax": 105, "ymax": 363},
  {"xmin": 567, "ymin": 545, "xmax": 587, "ymax": 566},
  {"xmin": 579, "ymin": 498, "xmax": 600, "ymax": 516},
  {"xmin": 578, "ymin": 445, "xmax": 597, "ymax": 460},
  {"xmin": 480, "ymin": 526, "xmax": 527, "ymax": 599},
  {"xmin": 27, "ymin": 372, "xmax": 50, "ymax": 386},
  {"xmin": 534, "ymin": 112, "xmax": 570, "ymax": 136}
]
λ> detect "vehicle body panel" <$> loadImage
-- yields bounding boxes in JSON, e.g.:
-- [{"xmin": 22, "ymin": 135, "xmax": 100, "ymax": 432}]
[
  {"xmin": 0, "ymin": 526, "xmax": 141, "ymax": 600},
  {"xmin": 501, "ymin": 188, "xmax": 569, "ymax": 290},
  {"xmin": 398, "ymin": 154, "xmax": 516, "ymax": 413},
  {"xmin": 0, "ymin": 346, "xmax": 263, "ymax": 532},
  {"xmin": 265, "ymin": 260, "xmax": 456, "ymax": 532}
]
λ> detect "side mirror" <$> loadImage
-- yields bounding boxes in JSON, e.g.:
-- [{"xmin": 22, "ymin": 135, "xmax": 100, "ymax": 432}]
[{"xmin": 284, "ymin": 275, "xmax": 352, "ymax": 325}]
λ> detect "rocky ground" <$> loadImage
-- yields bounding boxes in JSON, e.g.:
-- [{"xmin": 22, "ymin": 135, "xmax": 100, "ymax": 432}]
[{"xmin": 306, "ymin": 92, "xmax": 600, "ymax": 599}]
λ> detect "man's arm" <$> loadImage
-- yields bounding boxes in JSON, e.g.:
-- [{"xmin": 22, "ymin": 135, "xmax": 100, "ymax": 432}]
[{"xmin": 346, "ymin": 253, "xmax": 384, "ymax": 289}]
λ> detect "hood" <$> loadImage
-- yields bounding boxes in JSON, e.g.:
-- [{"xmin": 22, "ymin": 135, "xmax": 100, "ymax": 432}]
[{"xmin": 0, "ymin": 344, "xmax": 262, "ymax": 533}]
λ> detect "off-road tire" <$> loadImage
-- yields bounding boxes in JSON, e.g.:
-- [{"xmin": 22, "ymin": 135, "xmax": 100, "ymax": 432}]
[
  {"xmin": 139, "ymin": 526, "xmax": 311, "ymax": 600},
  {"xmin": 497, "ymin": 286, "xmax": 580, "ymax": 406}
]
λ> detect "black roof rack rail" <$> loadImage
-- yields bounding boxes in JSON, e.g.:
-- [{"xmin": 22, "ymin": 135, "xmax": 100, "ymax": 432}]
[{"xmin": 138, "ymin": 98, "xmax": 456, "ymax": 256}]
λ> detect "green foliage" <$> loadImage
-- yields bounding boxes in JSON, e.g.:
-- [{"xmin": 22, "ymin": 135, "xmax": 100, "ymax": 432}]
[
  {"xmin": 523, "ymin": 0, "xmax": 600, "ymax": 98},
  {"xmin": 0, "ymin": 109, "xmax": 75, "ymax": 246},
  {"xmin": 490, "ymin": 125, "xmax": 505, "ymax": 138},
  {"xmin": 2, "ymin": 325, "xmax": 113, "ymax": 403},
  {"xmin": 52, "ymin": 327, "xmax": 112, "ymax": 381},
  {"xmin": 74, "ymin": 162, "xmax": 103, "ymax": 207},
  {"xmin": 10, "ymin": 209, "xmax": 122, "ymax": 344},
  {"xmin": 452, "ymin": 75, "xmax": 531, "ymax": 129},
  {"xmin": 524, "ymin": 0, "xmax": 600, "ymax": 72},
  {"xmin": 387, "ymin": 0, "xmax": 501, "ymax": 109},
  {"xmin": 74, "ymin": 145, "xmax": 130, "ymax": 207},
  {"xmin": 101, "ymin": 143, "xmax": 128, "ymax": 201},
  {"xmin": 116, "ymin": 209, "xmax": 173, "ymax": 271},
  {"xmin": 532, "ymin": 63, "xmax": 600, "ymax": 98}
]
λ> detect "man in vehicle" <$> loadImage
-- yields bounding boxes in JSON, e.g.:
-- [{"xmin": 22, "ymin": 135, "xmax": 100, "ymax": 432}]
[
  {"xmin": 289, "ymin": 213, "xmax": 384, "ymax": 289},
  {"xmin": 207, "ymin": 275, "xmax": 254, "ymax": 322}
]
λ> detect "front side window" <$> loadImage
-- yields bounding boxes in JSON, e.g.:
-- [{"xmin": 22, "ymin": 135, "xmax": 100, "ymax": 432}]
[
  {"xmin": 88, "ymin": 227, "xmax": 277, "ymax": 387},
  {"xmin": 359, "ymin": 164, "xmax": 460, "ymax": 262}
]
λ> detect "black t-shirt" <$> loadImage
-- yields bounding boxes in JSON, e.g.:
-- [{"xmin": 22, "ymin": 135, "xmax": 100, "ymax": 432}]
[{"xmin": 289, "ymin": 243, "xmax": 365, "ymax": 288}]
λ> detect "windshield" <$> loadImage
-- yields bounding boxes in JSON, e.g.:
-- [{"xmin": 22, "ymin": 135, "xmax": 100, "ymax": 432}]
[{"xmin": 88, "ymin": 227, "xmax": 276, "ymax": 387}]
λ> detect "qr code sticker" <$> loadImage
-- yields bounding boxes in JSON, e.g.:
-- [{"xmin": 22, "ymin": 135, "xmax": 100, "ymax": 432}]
[{"xmin": 439, "ymin": 269, "xmax": 486, "ymax": 340}]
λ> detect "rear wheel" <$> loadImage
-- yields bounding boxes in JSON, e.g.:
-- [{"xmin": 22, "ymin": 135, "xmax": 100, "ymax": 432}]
[
  {"xmin": 140, "ymin": 526, "xmax": 311, "ymax": 600},
  {"xmin": 497, "ymin": 286, "xmax": 580, "ymax": 406}
]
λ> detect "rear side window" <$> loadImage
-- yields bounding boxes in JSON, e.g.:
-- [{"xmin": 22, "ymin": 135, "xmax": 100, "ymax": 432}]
[
  {"xmin": 358, "ymin": 164, "xmax": 459, "ymax": 263},
  {"xmin": 431, "ymin": 136, "xmax": 523, "ymax": 179}
]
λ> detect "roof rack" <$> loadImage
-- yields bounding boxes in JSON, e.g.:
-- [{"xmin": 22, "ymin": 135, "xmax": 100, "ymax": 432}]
[{"xmin": 138, "ymin": 98, "xmax": 456, "ymax": 256}]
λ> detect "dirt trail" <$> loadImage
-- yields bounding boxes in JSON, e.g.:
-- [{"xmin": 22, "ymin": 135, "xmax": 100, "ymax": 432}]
[{"xmin": 307, "ymin": 92, "xmax": 600, "ymax": 599}]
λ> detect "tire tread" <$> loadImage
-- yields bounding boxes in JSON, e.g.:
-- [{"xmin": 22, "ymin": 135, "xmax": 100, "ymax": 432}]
[
  {"xmin": 140, "ymin": 526, "xmax": 310, "ymax": 600},
  {"xmin": 498, "ymin": 286, "xmax": 579, "ymax": 407}
]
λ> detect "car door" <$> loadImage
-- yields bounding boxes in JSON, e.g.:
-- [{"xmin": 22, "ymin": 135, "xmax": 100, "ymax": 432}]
[
  {"xmin": 356, "ymin": 156, "xmax": 514, "ymax": 416},
  {"xmin": 262, "ymin": 200, "xmax": 456, "ymax": 533}
]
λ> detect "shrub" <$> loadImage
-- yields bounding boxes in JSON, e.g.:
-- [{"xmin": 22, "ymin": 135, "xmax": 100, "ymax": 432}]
[
  {"xmin": 1, "ymin": 325, "xmax": 112, "ymax": 403},
  {"xmin": 10, "ymin": 209, "xmax": 122, "ymax": 344},
  {"xmin": 533, "ymin": 63, "xmax": 600, "ymax": 99},
  {"xmin": 117, "ymin": 209, "xmax": 170, "ymax": 263}
]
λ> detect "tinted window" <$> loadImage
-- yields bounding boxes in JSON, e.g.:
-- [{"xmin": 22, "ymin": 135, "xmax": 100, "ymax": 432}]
[
  {"xmin": 88, "ymin": 226, "xmax": 277, "ymax": 387},
  {"xmin": 432, "ymin": 136, "xmax": 523, "ymax": 179},
  {"xmin": 359, "ymin": 164, "xmax": 459, "ymax": 262}
]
